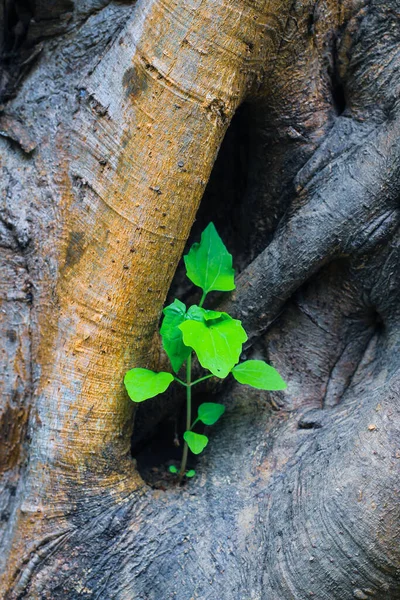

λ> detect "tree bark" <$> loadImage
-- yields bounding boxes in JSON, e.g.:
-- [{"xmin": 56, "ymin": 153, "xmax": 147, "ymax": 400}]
[{"xmin": 0, "ymin": 0, "xmax": 399, "ymax": 598}]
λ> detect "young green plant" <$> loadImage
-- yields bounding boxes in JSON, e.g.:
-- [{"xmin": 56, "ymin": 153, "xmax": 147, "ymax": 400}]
[{"xmin": 124, "ymin": 223, "xmax": 286, "ymax": 480}]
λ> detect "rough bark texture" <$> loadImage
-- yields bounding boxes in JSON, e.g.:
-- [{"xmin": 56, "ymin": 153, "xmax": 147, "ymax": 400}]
[{"xmin": 0, "ymin": 0, "xmax": 399, "ymax": 598}]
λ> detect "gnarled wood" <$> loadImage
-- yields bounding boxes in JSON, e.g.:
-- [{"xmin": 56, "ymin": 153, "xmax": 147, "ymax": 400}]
[{"xmin": 0, "ymin": 0, "xmax": 399, "ymax": 598}]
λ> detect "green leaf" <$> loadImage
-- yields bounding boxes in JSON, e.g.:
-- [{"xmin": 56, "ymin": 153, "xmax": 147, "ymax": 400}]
[
  {"xmin": 185, "ymin": 469, "xmax": 196, "ymax": 478},
  {"xmin": 168, "ymin": 465, "xmax": 178, "ymax": 474},
  {"xmin": 124, "ymin": 368, "xmax": 174, "ymax": 402},
  {"xmin": 183, "ymin": 431, "xmax": 209, "ymax": 455},
  {"xmin": 184, "ymin": 222, "xmax": 235, "ymax": 294},
  {"xmin": 179, "ymin": 309, "xmax": 247, "ymax": 378},
  {"xmin": 186, "ymin": 305, "xmax": 222, "ymax": 322},
  {"xmin": 198, "ymin": 402, "xmax": 225, "ymax": 425},
  {"xmin": 231, "ymin": 360, "xmax": 287, "ymax": 390},
  {"xmin": 160, "ymin": 299, "xmax": 191, "ymax": 373}
]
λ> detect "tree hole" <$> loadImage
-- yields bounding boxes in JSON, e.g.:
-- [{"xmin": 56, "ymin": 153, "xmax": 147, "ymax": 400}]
[
  {"xmin": 132, "ymin": 389, "xmax": 210, "ymax": 489},
  {"xmin": 298, "ymin": 418, "xmax": 322, "ymax": 430},
  {"xmin": 331, "ymin": 78, "xmax": 346, "ymax": 115}
]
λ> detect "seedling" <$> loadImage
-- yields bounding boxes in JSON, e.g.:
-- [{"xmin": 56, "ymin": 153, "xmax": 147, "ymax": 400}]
[{"xmin": 124, "ymin": 223, "xmax": 286, "ymax": 481}]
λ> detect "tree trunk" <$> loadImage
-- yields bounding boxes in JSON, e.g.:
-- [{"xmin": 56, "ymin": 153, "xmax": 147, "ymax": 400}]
[{"xmin": 0, "ymin": 0, "xmax": 399, "ymax": 598}]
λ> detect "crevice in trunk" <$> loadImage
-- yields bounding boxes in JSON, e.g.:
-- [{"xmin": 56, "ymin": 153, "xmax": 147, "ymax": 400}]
[
  {"xmin": 331, "ymin": 75, "xmax": 346, "ymax": 116},
  {"xmin": 329, "ymin": 34, "xmax": 347, "ymax": 116},
  {"xmin": 0, "ymin": 0, "xmax": 34, "ymax": 102},
  {"xmin": 132, "ymin": 386, "xmax": 212, "ymax": 489}
]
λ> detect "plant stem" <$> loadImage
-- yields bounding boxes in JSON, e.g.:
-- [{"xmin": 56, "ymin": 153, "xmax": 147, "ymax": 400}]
[
  {"xmin": 199, "ymin": 291, "xmax": 207, "ymax": 307},
  {"xmin": 173, "ymin": 376, "xmax": 187, "ymax": 387},
  {"xmin": 176, "ymin": 373, "xmax": 213, "ymax": 387},
  {"xmin": 179, "ymin": 352, "xmax": 192, "ymax": 481},
  {"xmin": 191, "ymin": 373, "xmax": 214, "ymax": 386}
]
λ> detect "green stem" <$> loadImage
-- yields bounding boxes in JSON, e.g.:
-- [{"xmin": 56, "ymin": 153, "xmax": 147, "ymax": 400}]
[
  {"xmin": 179, "ymin": 352, "xmax": 192, "ymax": 481},
  {"xmin": 190, "ymin": 417, "xmax": 199, "ymax": 430},
  {"xmin": 173, "ymin": 376, "xmax": 187, "ymax": 387},
  {"xmin": 191, "ymin": 373, "xmax": 214, "ymax": 386},
  {"xmin": 199, "ymin": 291, "xmax": 207, "ymax": 308}
]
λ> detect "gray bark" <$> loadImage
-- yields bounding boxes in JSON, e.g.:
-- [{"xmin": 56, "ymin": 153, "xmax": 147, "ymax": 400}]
[{"xmin": 1, "ymin": 0, "xmax": 399, "ymax": 598}]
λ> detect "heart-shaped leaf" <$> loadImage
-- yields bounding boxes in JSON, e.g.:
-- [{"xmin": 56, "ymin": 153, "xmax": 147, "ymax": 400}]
[
  {"xmin": 160, "ymin": 299, "xmax": 191, "ymax": 373},
  {"xmin": 186, "ymin": 305, "xmax": 222, "ymax": 322},
  {"xmin": 198, "ymin": 402, "xmax": 225, "ymax": 425},
  {"xmin": 124, "ymin": 368, "xmax": 174, "ymax": 402},
  {"xmin": 183, "ymin": 431, "xmax": 209, "ymax": 455},
  {"xmin": 231, "ymin": 360, "xmax": 286, "ymax": 390},
  {"xmin": 179, "ymin": 309, "xmax": 247, "ymax": 378},
  {"xmin": 185, "ymin": 469, "xmax": 196, "ymax": 478},
  {"xmin": 184, "ymin": 222, "xmax": 235, "ymax": 294}
]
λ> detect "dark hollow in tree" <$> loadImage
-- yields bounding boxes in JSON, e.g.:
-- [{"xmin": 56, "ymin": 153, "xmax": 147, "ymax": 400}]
[{"xmin": 0, "ymin": 0, "xmax": 399, "ymax": 598}]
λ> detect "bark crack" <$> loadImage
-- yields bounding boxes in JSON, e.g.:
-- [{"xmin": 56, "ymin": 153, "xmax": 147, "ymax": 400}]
[
  {"xmin": 295, "ymin": 301, "xmax": 336, "ymax": 337},
  {"xmin": 323, "ymin": 327, "xmax": 378, "ymax": 408},
  {"xmin": 8, "ymin": 530, "xmax": 71, "ymax": 598}
]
